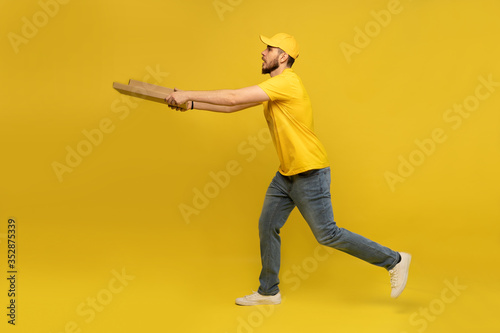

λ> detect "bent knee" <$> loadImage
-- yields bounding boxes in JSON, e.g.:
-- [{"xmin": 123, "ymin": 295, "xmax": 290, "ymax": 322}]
[{"xmin": 315, "ymin": 225, "xmax": 342, "ymax": 246}]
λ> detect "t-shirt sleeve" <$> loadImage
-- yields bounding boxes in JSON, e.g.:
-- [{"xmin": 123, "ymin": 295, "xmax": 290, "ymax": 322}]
[{"xmin": 258, "ymin": 75, "xmax": 294, "ymax": 101}]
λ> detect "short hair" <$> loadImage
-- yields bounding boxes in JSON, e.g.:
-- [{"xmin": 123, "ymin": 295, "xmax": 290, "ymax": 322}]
[{"xmin": 277, "ymin": 48, "xmax": 295, "ymax": 68}]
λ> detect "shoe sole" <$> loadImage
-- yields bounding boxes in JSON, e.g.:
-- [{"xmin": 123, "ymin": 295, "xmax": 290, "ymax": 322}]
[
  {"xmin": 235, "ymin": 300, "xmax": 281, "ymax": 306},
  {"xmin": 235, "ymin": 294, "xmax": 281, "ymax": 306}
]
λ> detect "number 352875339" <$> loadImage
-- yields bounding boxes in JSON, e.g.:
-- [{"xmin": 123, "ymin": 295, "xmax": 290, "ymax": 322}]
[{"xmin": 8, "ymin": 219, "xmax": 16, "ymax": 269}]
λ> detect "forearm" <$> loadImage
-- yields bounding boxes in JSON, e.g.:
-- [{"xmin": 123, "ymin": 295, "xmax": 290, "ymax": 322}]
[
  {"xmin": 186, "ymin": 89, "xmax": 241, "ymax": 106},
  {"xmin": 193, "ymin": 101, "xmax": 261, "ymax": 113}
]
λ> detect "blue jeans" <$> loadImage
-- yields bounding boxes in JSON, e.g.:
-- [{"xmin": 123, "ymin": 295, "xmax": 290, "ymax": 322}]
[{"xmin": 258, "ymin": 167, "xmax": 400, "ymax": 296}]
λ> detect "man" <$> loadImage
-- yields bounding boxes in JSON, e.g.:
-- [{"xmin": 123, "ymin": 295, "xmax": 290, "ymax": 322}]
[{"xmin": 166, "ymin": 33, "xmax": 411, "ymax": 306}]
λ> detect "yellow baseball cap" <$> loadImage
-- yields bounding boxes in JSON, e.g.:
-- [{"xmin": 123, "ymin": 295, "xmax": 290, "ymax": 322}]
[{"xmin": 260, "ymin": 33, "xmax": 300, "ymax": 59}]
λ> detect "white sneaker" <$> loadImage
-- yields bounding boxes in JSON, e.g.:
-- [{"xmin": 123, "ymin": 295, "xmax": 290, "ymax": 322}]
[
  {"xmin": 235, "ymin": 291, "xmax": 281, "ymax": 306},
  {"xmin": 389, "ymin": 252, "xmax": 411, "ymax": 298}
]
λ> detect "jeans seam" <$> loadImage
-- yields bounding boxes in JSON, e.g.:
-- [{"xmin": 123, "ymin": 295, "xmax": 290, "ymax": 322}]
[{"xmin": 260, "ymin": 201, "xmax": 285, "ymax": 295}]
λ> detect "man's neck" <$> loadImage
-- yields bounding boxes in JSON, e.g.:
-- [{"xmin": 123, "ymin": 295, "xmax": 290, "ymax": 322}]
[{"xmin": 269, "ymin": 66, "xmax": 290, "ymax": 78}]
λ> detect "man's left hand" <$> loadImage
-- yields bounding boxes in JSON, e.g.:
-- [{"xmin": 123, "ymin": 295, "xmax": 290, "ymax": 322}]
[{"xmin": 166, "ymin": 88, "xmax": 189, "ymax": 106}]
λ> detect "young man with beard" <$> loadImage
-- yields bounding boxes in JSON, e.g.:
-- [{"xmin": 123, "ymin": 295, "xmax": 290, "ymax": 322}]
[{"xmin": 166, "ymin": 33, "xmax": 411, "ymax": 305}]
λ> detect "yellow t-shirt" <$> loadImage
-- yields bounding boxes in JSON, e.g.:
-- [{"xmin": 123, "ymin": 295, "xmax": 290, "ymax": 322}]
[{"xmin": 258, "ymin": 68, "xmax": 329, "ymax": 176}]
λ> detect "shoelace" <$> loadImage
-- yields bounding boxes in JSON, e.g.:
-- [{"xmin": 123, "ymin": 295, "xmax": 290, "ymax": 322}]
[{"xmin": 389, "ymin": 269, "xmax": 398, "ymax": 288}]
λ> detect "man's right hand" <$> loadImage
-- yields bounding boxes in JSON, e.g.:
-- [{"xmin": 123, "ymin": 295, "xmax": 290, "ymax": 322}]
[{"xmin": 167, "ymin": 101, "xmax": 192, "ymax": 112}]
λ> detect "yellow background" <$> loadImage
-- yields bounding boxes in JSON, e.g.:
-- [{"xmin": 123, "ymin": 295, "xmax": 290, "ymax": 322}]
[{"xmin": 1, "ymin": 0, "xmax": 499, "ymax": 332}]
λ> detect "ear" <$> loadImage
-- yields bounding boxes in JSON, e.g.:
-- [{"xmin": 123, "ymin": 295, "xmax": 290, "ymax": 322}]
[{"xmin": 279, "ymin": 52, "xmax": 289, "ymax": 65}]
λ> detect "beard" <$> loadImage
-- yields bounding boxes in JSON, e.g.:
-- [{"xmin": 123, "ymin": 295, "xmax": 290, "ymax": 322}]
[{"xmin": 261, "ymin": 56, "xmax": 280, "ymax": 74}]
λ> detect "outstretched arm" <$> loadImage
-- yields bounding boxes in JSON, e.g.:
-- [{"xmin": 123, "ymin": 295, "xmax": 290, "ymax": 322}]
[{"xmin": 166, "ymin": 85, "xmax": 270, "ymax": 113}]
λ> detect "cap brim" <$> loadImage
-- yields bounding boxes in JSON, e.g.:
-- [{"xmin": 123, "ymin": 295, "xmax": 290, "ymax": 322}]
[{"xmin": 259, "ymin": 35, "xmax": 276, "ymax": 47}]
